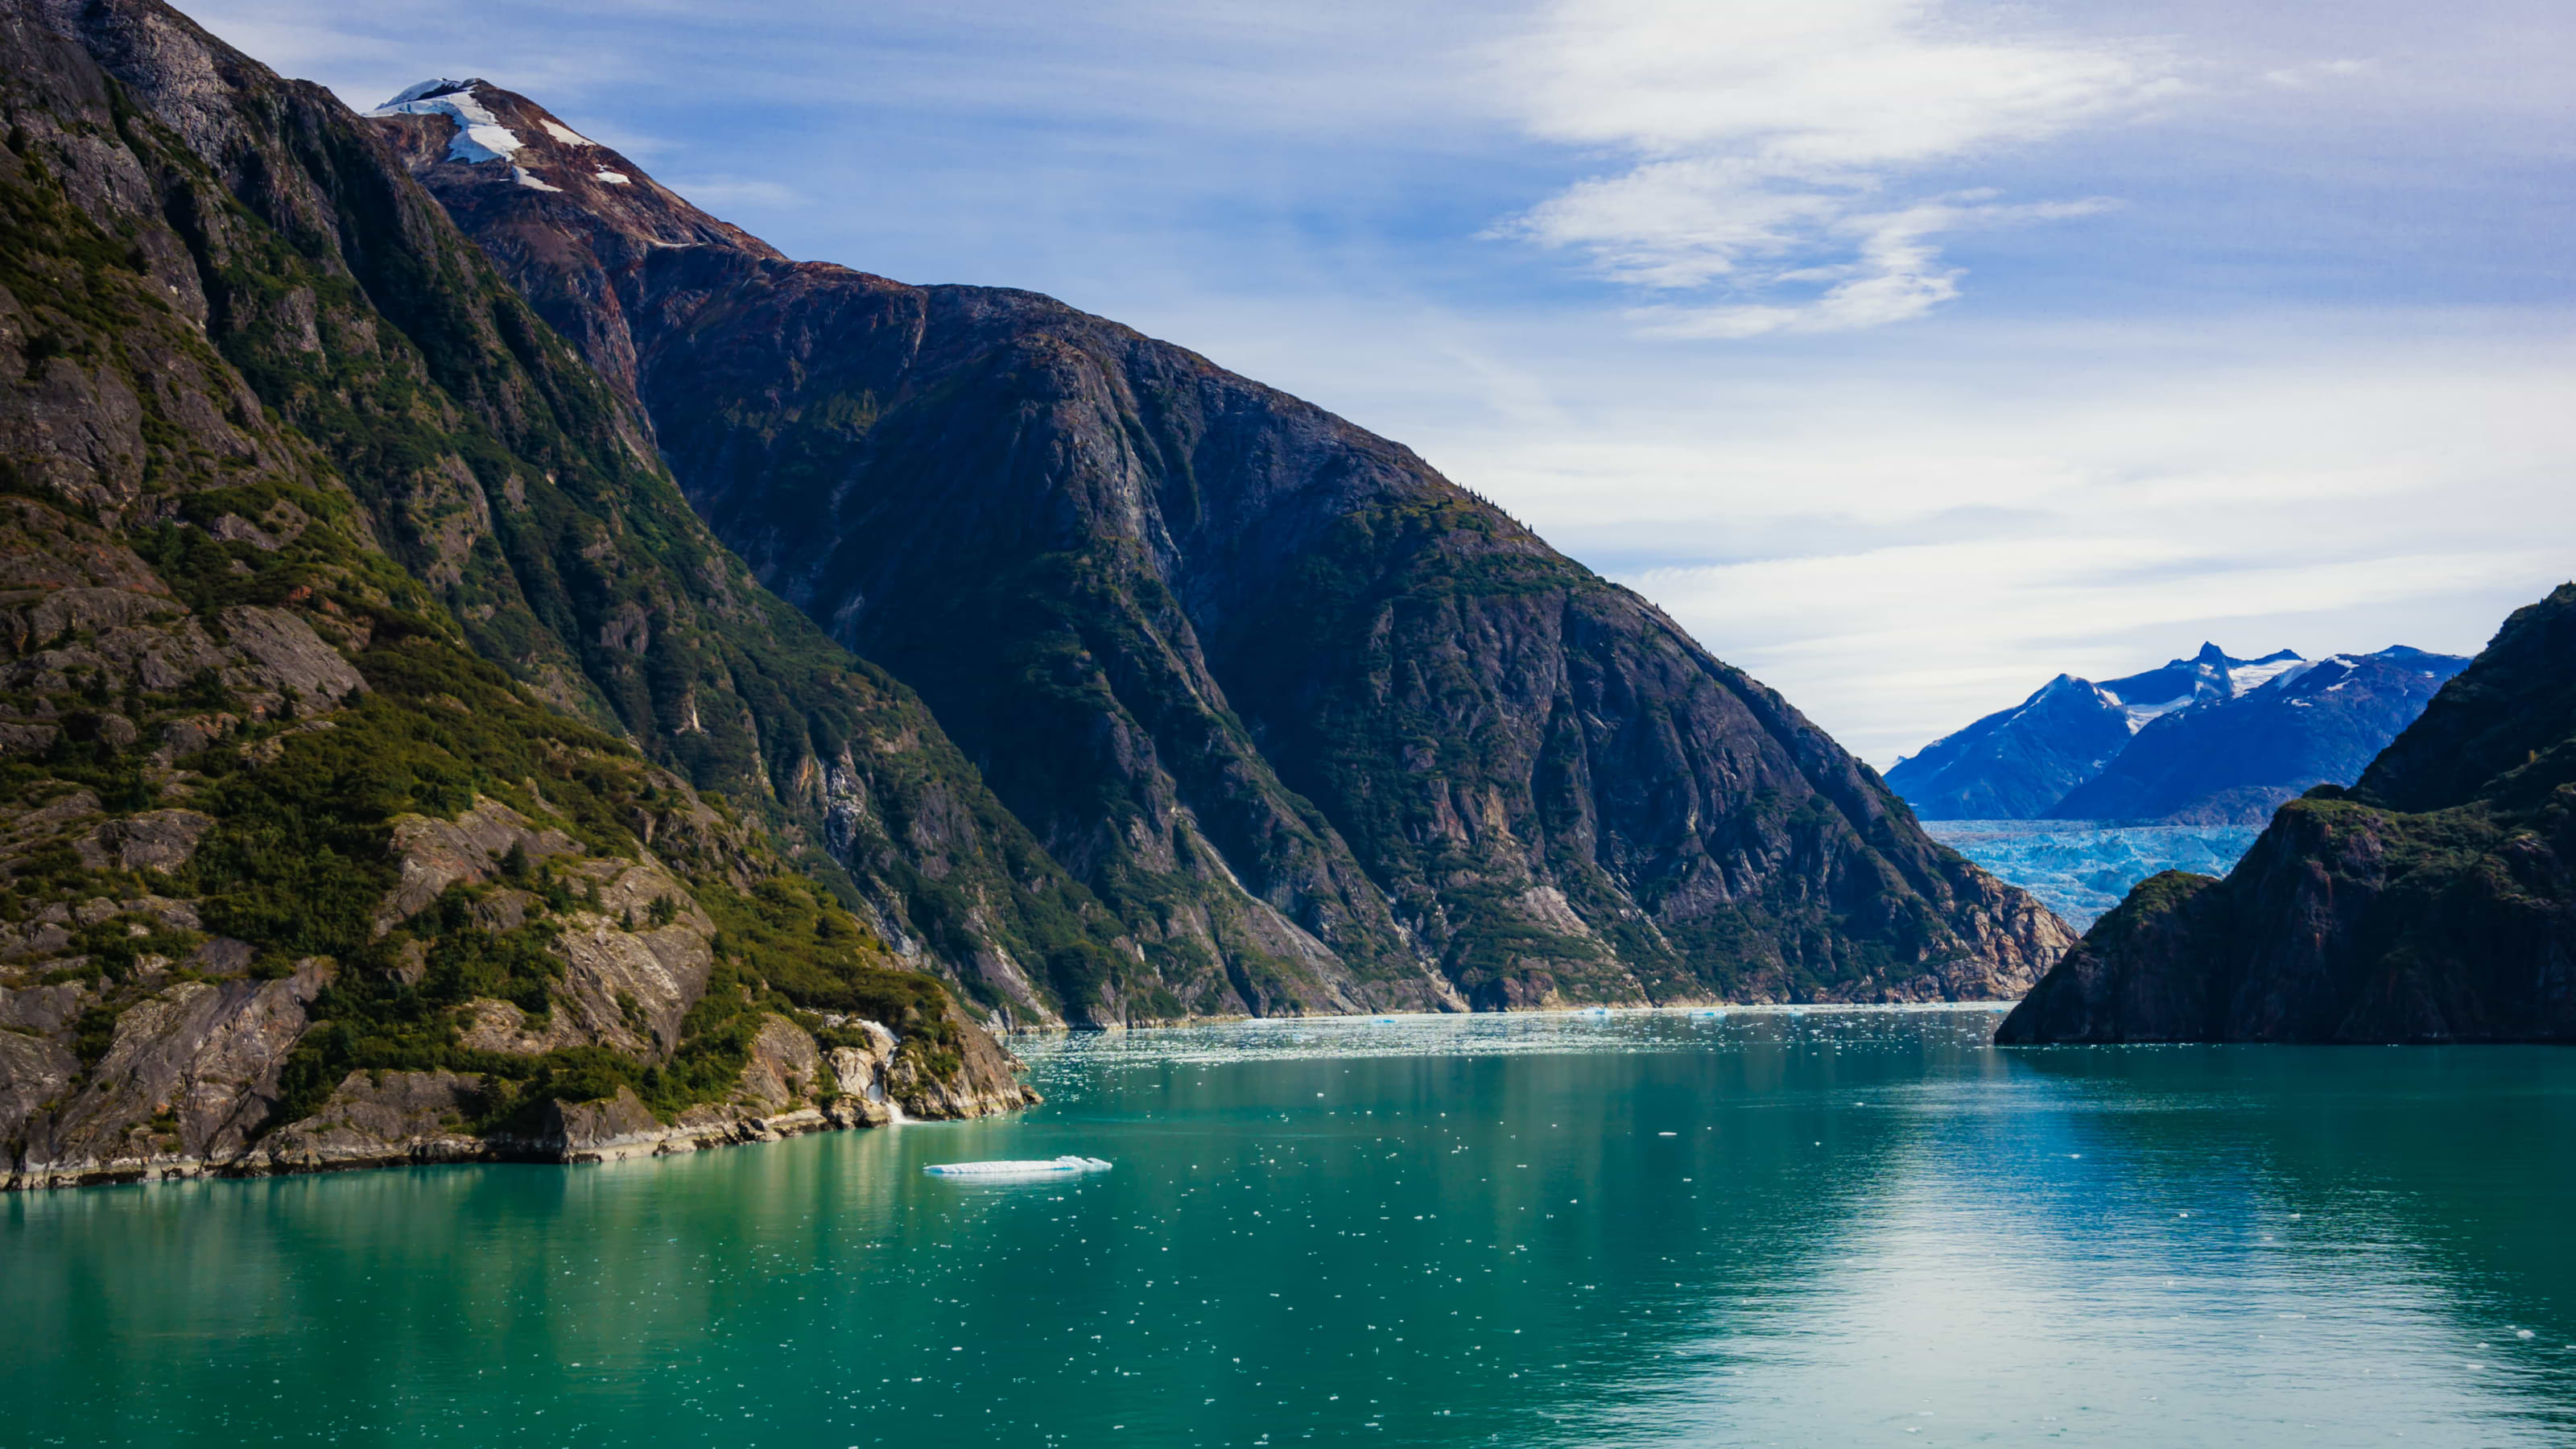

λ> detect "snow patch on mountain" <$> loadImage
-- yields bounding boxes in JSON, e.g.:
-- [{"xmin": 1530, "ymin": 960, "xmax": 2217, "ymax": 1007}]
[
  {"xmin": 369, "ymin": 80, "xmax": 523, "ymax": 164},
  {"xmin": 539, "ymin": 118, "xmax": 595, "ymax": 147},
  {"xmin": 2227, "ymin": 654, "xmax": 2312, "ymax": 696}
]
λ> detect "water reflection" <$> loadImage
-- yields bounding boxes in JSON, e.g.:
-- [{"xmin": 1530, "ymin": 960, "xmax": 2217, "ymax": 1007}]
[{"xmin": 2, "ymin": 1009, "xmax": 2570, "ymax": 1446}]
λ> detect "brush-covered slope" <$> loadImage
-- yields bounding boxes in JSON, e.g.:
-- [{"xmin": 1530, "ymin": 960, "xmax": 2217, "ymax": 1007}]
[
  {"xmin": 50, "ymin": 2, "xmax": 1143, "ymax": 1028},
  {"xmin": 373, "ymin": 80, "xmax": 2074, "ymax": 1013},
  {"xmin": 1999, "ymin": 585, "xmax": 2576, "ymax": 1044},
  {"xmin": 0, "ymin": 0, "xmax": 1031, "ymax": 1189}
]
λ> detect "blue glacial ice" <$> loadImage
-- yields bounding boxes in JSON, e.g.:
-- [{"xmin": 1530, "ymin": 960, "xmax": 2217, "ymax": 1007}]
[{"xmin": 1921, "ymin": 819, "xmax": 2261, "ymax": 931}]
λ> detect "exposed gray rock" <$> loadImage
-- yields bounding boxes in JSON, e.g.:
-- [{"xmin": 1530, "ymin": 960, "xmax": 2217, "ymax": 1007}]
[
  {"xmin": 732, "ymin": 1013, "xmax": 822, "ymax": 1112},
  {"xmin": 0, "ymin": 1031, "xmax": 79, "ymax": 1141},
  {"xmin": 217, "ymin": 605, "xmax": 365, "ymax": 710},
  {"xmin": 75, "ymin": 807, "xmax": 213, "ymax": 873},
  {"xmin": 0, "ymin": 980, "xmax": 92, "ymax": 1040},
  {"xmin": 8, "ymin": 959, "xmax": 331, "ymax": 1187},
  {"xmin": 890, "ymin": 997, "xmax": 1045, "ymax": 1119},
  {"xmin": 258, "ymin": 1071, "xmax": 486, "ymax": 1171},
  {"xmin": 374, "ymin": 795, "xmax": 581, "ymax": 933}
]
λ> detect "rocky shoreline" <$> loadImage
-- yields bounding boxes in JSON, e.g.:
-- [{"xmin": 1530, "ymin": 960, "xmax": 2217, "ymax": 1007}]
[{"xmin": 6, "ymin": 1017, "xmax": 1040, "ymax": 1192}]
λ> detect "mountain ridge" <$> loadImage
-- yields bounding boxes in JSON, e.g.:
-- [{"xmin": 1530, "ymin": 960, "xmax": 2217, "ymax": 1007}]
[
  {"xmin": 1890, "ymin": 642, "xmax": 2467, "ymax": 824},
  {"xmin": 363, "ymin": 76, "xmax": 2077, "ymax": 1017}
]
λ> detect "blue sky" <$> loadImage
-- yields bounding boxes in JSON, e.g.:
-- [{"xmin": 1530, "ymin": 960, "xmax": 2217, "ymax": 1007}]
[{"xmin": 188, "ymin": 0, "xmax": 2576, "ymax": 764}]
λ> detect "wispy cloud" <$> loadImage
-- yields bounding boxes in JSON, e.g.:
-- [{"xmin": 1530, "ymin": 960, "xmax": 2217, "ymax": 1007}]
[
  {"xmin": 1495, "ymin": 0, "xmax": 2177, "ymax": 333},
  {"xmin": 2264, "ymin": 58, "xmax": 2375, "ymax": 88}
]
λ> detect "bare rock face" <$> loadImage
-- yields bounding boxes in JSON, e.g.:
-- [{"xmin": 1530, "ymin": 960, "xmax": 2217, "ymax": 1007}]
[
  {"xmin": 890, "ymin": 997, "xmax": 1045, "ymax": 1120},
  {"xmin": 217, "ymin": 605, "xmax": 366, "ymax": 712},
  {"xmin": 733, "ymin": 1014, "xmax": 824, "ymax": 1112},
  {"xmin": 9, "ymin": 960, "xmax": 331, "ymax": 1187},
  {"xmin": 0, "ymin": 1032, "xmax": 79, "ymax": 1141},
  {"xmin": 375, "ymin": 796, "xmax": 584, "ymax": 934},
  {"xmin": 257, "ymin": 1071, "xmax": 487, "ymax": 1171},
  {"xmin": 75, "ymin": 807, "xmax": 213, "ymax": 873}
]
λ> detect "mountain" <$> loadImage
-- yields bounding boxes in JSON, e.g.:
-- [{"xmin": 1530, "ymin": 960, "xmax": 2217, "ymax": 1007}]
[
  {"xmin": 1997, "ymin": 584, "xmax": 2576, "ymax": 1044},
  {"xmin": 1886, "ymin": 644, "xmax": 2297, "ymax": 818},
  {"xmin": 365, "ymin": 79, "xmax": 2074, "ymax": 1014},
  {"xmin": 2044, "ymin": 646, "xmax": 2468, "ymax": 823},
  {"xmin": 1888, "ymin": 642, "xmax": 2464, "ymax": 824},
  {"xmin": 0, "ymin": 0, "xmax": 1038, "ymax": 1187},
  {"xmin": 43, "ymin": 6, "xmax": 1155, "ymax": 1033}
]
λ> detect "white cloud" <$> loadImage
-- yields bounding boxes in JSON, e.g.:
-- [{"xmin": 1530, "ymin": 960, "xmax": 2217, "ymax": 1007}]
[
  {"xmin": 2264, "ymin": 57, "xmax": 2375, "ymax": 88},
  {"xmin": 1496, "ymin": 0, "xmax": 2177, "ymax": 332}
]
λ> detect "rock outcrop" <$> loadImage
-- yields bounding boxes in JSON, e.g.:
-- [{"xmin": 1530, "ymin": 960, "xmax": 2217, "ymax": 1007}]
[
  {"xmin": 2000, "ymin": 584, "xmax": 2576, "ymax": 1043},
  {"xmin": 370, "ymin": 79, "xmax": 2073, "ymax": 1019}
]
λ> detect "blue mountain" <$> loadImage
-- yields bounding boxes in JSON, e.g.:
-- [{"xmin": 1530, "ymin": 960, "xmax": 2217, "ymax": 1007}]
[
  {"xmin": 1889, "ymin": 643, "xmax": 2467, "ymax": 823},
  {"xmin": 1887, "ymin": 643, "xmax": 2299, "ymax": 818},
  {"xmin": 2046, "ymin": 646, "xmax": 2470, "ymax": 822}
]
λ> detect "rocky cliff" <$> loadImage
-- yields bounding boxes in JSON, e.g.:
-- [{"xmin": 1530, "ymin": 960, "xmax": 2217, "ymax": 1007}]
[
  {"xmin": 51, "ymin": 3, "xmax": 1144, "ymax": 1029},
  {"xmin": 1998, "ymin": 585, "xmax": 2576, "ymax": 1044},
  {"xmin": 371, "ymin": 80, "xmax": 2074, "ymax": 1018},
  {"xmin": 0, "ymin": 0, "xmax": 1033, "ymax": 1190}
]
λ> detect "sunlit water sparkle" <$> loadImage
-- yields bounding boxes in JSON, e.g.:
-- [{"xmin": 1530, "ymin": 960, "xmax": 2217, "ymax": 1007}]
[{"xmin": 5, "ymin": 1008, "xmax": 2572, "ymax": 1444}]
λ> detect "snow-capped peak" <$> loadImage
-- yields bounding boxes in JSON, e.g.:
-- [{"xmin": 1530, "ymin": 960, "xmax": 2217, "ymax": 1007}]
[
  {"xmin": 368, "ymin": 80, "xmax": 524, "ymax": 165},
  {"xmin": 383, "ymin": 77, "xmax": 473, "ymax": 106},
  {"xmin": 2225, "ymin": 650, "xmax": 2307, "ymax": 696}
]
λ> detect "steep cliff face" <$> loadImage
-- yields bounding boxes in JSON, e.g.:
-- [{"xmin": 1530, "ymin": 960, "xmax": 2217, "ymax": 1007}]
[
  {"xmin": 1999, "ymin": 584, "xmax": 2576, "ymax": 1044},
  {"xmin": 374, "ymin": 81, "xmax": 2074, "ymax": 1014},
  {"xmin": 41, "ymin": 2, "xmax": 1142, "ymax": 1026},
  {"xmin": 0, "ymin": 0, "xmax": 1031, "ymax": 1190}
]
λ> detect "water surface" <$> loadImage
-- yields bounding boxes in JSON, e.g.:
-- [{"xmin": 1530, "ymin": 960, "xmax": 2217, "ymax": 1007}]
[{"xmin": 6, "ymin": 1009, "xmax": 2573, "ymax": 1445}]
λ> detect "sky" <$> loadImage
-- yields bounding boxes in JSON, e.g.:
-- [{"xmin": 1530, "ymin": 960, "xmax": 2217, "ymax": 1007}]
[{"xmin": 181, "ymin": 0, "xmax": 2576, "ymax": 766}]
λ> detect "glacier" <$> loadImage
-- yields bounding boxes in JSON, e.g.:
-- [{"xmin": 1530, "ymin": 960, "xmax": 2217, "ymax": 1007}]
[{"xmin": 1922, "ymin": 819, "xmax": 2261, "ymax": 931}]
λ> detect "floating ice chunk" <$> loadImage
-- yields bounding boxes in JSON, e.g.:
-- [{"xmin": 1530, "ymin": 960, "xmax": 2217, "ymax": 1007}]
[
  {"xmin": 2516, "ymin": 1329, "xmax": 2536, "ymax": 1340},
  {"xmin": 1657, "ymin": 1131, "xmax": 1677, "ymax": 1137}
]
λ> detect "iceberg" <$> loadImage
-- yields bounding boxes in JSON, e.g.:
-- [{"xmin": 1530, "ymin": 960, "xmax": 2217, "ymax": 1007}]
[{"xmin": 923, "ymin": 1157, "xmax": 1111, "ymax": 1179}]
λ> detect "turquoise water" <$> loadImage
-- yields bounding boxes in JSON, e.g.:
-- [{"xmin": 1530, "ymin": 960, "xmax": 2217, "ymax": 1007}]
[{"xmin": 6, "ymin": 1009, "xmax": 2575, "ymax": 1446}]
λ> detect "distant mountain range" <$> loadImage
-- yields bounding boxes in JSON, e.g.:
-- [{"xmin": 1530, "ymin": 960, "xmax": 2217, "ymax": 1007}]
[{"xmin": 1888, "ymin": 643, "xmax": 2469, "ymax": 824}]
